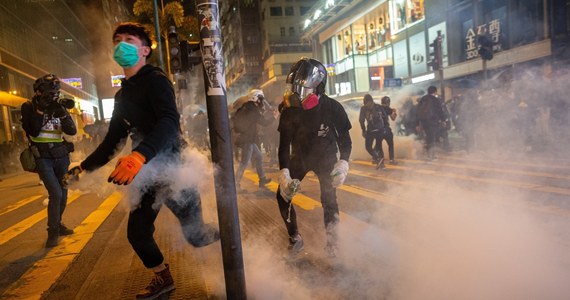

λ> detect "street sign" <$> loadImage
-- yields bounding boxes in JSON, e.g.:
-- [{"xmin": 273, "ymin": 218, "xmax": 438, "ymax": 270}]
[{"xmin": 384, "ymin": 78, "xmax": 402, "ymax": 87}]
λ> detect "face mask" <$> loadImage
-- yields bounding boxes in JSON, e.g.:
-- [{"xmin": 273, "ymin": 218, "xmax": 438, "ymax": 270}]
[
  {"xmin": 113, "ymin": 42, "xmax": 140, "ymax": 68},
  {"xmin": 302, "ymin": 93, "xmax": 319, "ymax": 110}
]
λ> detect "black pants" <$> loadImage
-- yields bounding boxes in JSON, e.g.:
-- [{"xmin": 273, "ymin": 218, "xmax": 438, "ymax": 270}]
[
  {"xmin": 421, "ymin": 120, "xmax": 438, "ymax": 154},
  {"xmin": 365, "ymin": 130, "xmax": 383, "ymax": 161},
  {"xmin": 379, "ymin": 128, "xmax": 395, "ymax": 161},
  {"xmin": 127, "ymin": 187, "xmax": 205, "ymax": 268},
  {"xmin": 276, "ymin": 158, "xmax": 340, "ymax": 237}
]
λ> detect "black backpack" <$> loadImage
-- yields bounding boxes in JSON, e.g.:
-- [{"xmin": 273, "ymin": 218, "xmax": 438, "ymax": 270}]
[
  {"xmin": 366, "ymin": 104, "xmax": 385, "ymax": 131},
  {"xmin": 232, "ymin": 105, "xmax": 249, "ymax": 134}
]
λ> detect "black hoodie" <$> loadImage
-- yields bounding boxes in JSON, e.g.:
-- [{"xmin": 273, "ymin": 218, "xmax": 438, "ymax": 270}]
[{"xmin": 81, "ymin": 65, "xmax": 181, "ymax": 171}]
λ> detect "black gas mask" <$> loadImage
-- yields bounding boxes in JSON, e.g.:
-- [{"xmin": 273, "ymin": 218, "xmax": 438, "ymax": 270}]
[{"xmin": 33, "ymin": 74, "xmax": 75, "ymax": 116}]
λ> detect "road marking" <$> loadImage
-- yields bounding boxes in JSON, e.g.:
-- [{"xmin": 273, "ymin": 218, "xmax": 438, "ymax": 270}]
[
  {"xmin": 349, "ymin": 160, "xmax": 570, "ymax": 217},
  {"xmin": 0, "ymin": 195, "xmax": 43, "ymax": 217},
  {"xmin": 243, "ymin": 170, "xmax": 368, "ymax": 229},
  {"xmin": 0, "ymin": 190, "xmax": 82, "ymax": 246},
  {"xmin": 445, "ymin": 153, "xmax": 570, "ymax": 171},
  {"xmin": 398, "ymin": 158, "xmax": 570, "ymax": 181},
  {"xmin": 2, "ymin": 191, "xmax": 123, "ymax": 300},
  {"xmin": 352, "ymin": 160, "xmax": 570, "ymax": 196},
  {"xmin": 244, "ymin": 170, "xmax": 321, "ymax": 210}
]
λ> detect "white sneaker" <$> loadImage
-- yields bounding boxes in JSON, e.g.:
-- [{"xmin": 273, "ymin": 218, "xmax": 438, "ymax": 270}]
[{"xmin": 288, "ymin": 233, "xmax": 304, "ymax": 256}]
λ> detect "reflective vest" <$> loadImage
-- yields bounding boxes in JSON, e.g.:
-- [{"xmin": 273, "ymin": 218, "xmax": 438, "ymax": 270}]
[{"xmin": 29, "ymin": 116, "xmax": 64, "ymax": 143}]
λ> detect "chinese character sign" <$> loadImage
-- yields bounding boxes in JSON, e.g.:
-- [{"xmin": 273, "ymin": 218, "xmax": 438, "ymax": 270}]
[{"xmin": 464, "ymin": 19, "xmax": 502, "ymax": 60}]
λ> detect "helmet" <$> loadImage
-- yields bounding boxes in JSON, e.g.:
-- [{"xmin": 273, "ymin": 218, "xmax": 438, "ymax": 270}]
[
  {"xmin": 286, "ymin": 57, "xmax": 327, "ymax": 98},
  {"xmin": 33, "ymin": 74, "xmax": 61, "ymax": 93},
  {"xmin": 33, "ymin": 74, "xmax": 61, "ymax": 109},
  {"xmin": 381, "ymin": 96, "xmax": 391, "ymax": 106},
  {"xmin": 247, "ymin": 89, "xmax": 264, "ymax": 103}
]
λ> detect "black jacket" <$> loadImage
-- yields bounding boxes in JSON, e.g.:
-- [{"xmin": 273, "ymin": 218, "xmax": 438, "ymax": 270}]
[
  {"xmin": 359, "ymin": 103, "xmax": 385, "ymax": 133},
  {"xmin": 417, "ymin": 94, "xmax": 445, "ymax": 125},
  {"xmin": 278, "ymin": 94, "xmax": 352, "ymax": 169},
  {"xmin": 81, "ymin": 65, "xmax": 181, "ymax": 171},
  {"xmin": 21, "ymin": 100, "xmax": 77, "ymax": 157},
  {"xmin": 233, "ymin": 101, "xmax": 273, "ymax": 145}
]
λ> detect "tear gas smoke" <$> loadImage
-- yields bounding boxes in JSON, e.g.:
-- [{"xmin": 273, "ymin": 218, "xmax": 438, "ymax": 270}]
[{"xmin": 217, "ymin": 67, "xmax": 570, "ymax": 299}]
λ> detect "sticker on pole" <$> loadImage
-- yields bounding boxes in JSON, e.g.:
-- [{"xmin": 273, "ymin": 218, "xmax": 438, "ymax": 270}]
[{"xmin": 197, "ymin": 2, "xmax": 226, "ymax": 96}]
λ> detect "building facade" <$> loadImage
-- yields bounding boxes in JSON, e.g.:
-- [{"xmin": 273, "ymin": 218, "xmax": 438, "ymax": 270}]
[
  {"xmin": 0, "ymin": 0, "xmax": 130, "ymax": 145},
  {"xmin": 302, "ymin": 0, "xmax": 549, "ymax": 102},
  {"xmin": 258, "ymin": 0, "xmax": 317, "ymax": 106},
  {"xmin": 220, "ymin": 0, "xmax": 263, "ymax": 100}
]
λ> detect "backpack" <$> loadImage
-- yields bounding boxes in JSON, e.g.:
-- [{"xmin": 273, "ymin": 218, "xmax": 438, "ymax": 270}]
[
  {"xmin": 366, "ymin": 104, "xmax": 385, "ymax": 131},
  {"xmin": 417, "ymin": 95, "xmax": 438, "ymax": 121},
  {"xmin": 232, "ymin": 106, "xmax": 249, "ymax": 134}
]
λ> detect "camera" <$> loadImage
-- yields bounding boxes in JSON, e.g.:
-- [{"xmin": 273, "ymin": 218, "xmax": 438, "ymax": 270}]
[
  {"xmin": 58, "ymin": 98, "xmax": 76, "ymax": 109},
  {"xmin": 37, "ymin": 94, "xmax": 75, "ymax": 117}
]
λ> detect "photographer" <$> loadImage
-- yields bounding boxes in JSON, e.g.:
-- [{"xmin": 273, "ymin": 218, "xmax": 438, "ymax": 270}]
[{"xmin": 21, "ymin": 74, "xmax": 77, "ymax": 248}]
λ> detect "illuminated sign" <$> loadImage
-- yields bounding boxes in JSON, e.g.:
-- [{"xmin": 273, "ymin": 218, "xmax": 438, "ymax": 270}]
[
  {"xmin": 62, "ymin": 78, "xmax": 82, "ymax": 89},
  {"xmin": 411, "ymin": 73, "xmax": 435, "ymax": 84},
  {"xmin": 101, "ymin": 98, "xmax": 115, "ymax": 119},
  {"xmin": 465, "ymin": 19, "xmax": 502, "ymax": 60},
  {"xmin": 111, "ymin": 75, "xmax": 125, "ymax": 87},
  {"xmin": 325, "ymin": 63, "xmax": 336, "ymax": 76}
]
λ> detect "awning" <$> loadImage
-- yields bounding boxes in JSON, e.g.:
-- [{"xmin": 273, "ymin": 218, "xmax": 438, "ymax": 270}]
[{"xmin": 0, "ymin": 91, "xmax": 28, "ymax": 108}]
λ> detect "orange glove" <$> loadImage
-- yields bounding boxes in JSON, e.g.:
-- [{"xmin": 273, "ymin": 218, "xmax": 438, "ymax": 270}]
[{"xmin": 108, "ymin": 151, "xmax": 146, "ymax": 185}]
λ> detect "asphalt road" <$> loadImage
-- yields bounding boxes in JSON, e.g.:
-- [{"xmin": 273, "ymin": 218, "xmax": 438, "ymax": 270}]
[{"xmin": 1, "ymin": 146, "xmax": 570, "ymax": 299}]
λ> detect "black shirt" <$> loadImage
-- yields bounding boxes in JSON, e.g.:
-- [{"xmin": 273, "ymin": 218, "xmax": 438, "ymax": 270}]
[
  {"xmin": 81, "ymin": 65, "xmax": 181, "ymax": 171},
  {"xmin": 233, "ymin": 101, "xmax": 273, "ymax": 145},
  {"xmin": 278, "ymin": 94, "xmax": 352, "ymax": 169}
]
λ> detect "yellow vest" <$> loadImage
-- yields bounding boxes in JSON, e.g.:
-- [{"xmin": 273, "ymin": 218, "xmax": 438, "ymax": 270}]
[{"xmin": 29, "ymin": 116, "xmax": 64, "ymax": 143}]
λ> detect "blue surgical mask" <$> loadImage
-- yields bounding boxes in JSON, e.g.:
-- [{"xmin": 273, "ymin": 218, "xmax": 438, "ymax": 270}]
[{"xmin": 113, "ymin": 42, "xmax": 140, "ymax": 68}]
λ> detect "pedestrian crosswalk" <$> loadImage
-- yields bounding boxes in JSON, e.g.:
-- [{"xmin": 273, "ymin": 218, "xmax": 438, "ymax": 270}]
[
  {"xmin": 1, "ymin": 152, "xmax": 569, "ymax": 299},
  {"xmin": 1, "ymin": 191, "xmax": 122, "ymax": 299}
]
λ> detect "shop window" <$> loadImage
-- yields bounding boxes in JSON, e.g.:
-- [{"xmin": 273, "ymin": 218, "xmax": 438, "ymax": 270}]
[
  {"xmin": 270, "ymin": 6, "xmax": 282, "ymax": 16},
  {"xmin": 391, "ymin": 0, "xmax": 424, "ymax": 33},
  {"xmin": 344, "ymin": 30, "xmax": 353, "ymax": 56},
  {"xmin": 509, "ymin": 0, "xmax": 544, "ymax": 47}
]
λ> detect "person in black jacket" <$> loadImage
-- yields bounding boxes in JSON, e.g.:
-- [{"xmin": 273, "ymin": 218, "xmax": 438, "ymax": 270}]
[
  {"xmin": 278, "ymin": 57, "xmax": 352, "ymax": 258},
  {"xmin": 233, "ymin": 89, "xmax": 273, "ymax": 190},
  {"xmin": 63, "ymin": 23, "xmax": 218, "ymax": 299},
  {"xmin": 21, "ymin": 74, "xmax": 77, "ymax": 248},
  {"xmin": 379, "ymin": 96, "xmax": 398, "ymax": 164},
  {"xmin": 359, "ymin": 94, "xmax": 385, "ymax": 168},
  {"xmin": 417, "ymin": 86, "xmax": 446, "ymax": 160}
]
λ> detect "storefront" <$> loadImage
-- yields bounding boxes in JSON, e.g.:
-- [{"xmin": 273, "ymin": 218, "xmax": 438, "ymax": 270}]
[{"xmin": 304, "ymin": 0, "xmax": 425, "ymax": 98}]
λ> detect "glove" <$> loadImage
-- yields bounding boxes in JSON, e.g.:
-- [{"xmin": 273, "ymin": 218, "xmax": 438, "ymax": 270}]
[
  {"xmin": 278, "ymin": 168, "xmax": 299, "ymax": 202},
  {"xmin": 62, "ymin": 165, "xmax": 83, "ymax": 188},
  {"xmin": 390, "ymin": 108, "xmax": 397, "ymax": 120},
  {"xmin": 108, "ymin": 151, "xmax": 145, "ymax": 185},
  {"xmin": 330, "ymin": 159, "xmax": 349, "ymax": 188}
]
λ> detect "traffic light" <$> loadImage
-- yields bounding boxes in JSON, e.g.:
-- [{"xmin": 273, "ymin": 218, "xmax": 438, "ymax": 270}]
[
  {"xmin": 428, "ymin": 37, "xmax": 442, "ymax": 71},
  {"xmin": 168, "ymin": 27, "xmax": 181, "ymax": 73},
  {"xmin": 478, "ymin": 34, "xmax": 494, "ymax": 60},
  {"xmin": 180, "ymin": 41, "xmax": 202, "ymax": 71}
]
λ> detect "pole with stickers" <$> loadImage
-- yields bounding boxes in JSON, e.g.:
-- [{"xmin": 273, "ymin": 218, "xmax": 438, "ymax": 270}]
[{"xmin": 195, "ymin": 0, "xmax": 247, "ymax": 298}]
